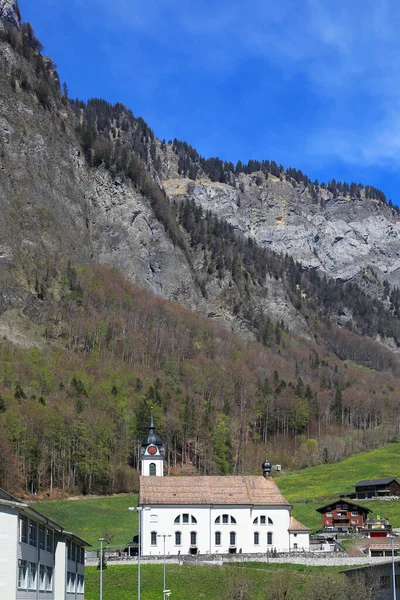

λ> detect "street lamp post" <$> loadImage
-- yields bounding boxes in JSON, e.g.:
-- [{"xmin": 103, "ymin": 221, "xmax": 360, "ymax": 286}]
[
  {"xmin": 98, "ymin": 537, "xmax": 106, "ymax": 600},
  {"xmin": 157, "ymin": 534, "xmax": 172, "ymax": 600},
  {"xmin": 129, "ymin": 507, "xmax": 150, "ymax": 600},
  {"xmin": 388, "ymin": 535, "xmax": 397, "ymax": 600}
]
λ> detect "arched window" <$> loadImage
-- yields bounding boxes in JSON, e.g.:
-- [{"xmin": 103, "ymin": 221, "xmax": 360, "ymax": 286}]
[
  {"xmin": 215, "ymin": 531, "xmax": 221, "ymax": 546},
  {"xmin": 267, "ymin": 532, "xmax": 273, "ymax": 545},
  {"xmin": 176, "ymin": 514, "xmax": 196, "ymax": 524},
  {"xmin": 190, "ymin": 531, "xmax": 197, "ymax": 546},
  {"xmin": 191, "ymin": 516, "xmax": 197, "ymax": 524},
  {"xmin": 254, "ymin": 532, "xmax": 259, "ymax": 545},
  {"xmin": 260, "ymin": 516, "xmax": 266, "ymax": 524},
  {"xmin": 150, "ymin": 531, "xmax": 157, "ymax": 546},
  {"xmin": 174, "ymin": 515, "xmax": 180, "ymax": 524},
  {"xmin": 217, "ymin": 514, "xmax": 236, "ymax": 524},
  {"xmin": 149, "ymin": 463, "xmax": 156, "ymax": 476},
  {"xmin": 231, "ymin": 517, "xmax": 236, "ymax": 524},
  {"xmin": 253, "ymin": 517, "xmax": 258, "ymax": 525},
  {"xmin": 215, "ymin": 516, "xmax": 220, "ymax": 524},
  {"xmin": 150, "ymin": 514, "xmax": 158, "ymax": 523},
  {"xmin": 268, "ymin": 517, "xmax": 273, "ymax": 525},
  {"xmin": 175, "ymin": 531, "xmax": 181, "ymax": 546},
  {"xmin": 229, "ymin": 531, "xmax": 236, "ymax": 546}
]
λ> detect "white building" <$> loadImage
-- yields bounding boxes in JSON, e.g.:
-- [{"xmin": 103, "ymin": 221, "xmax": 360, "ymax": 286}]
[
  {"xmin": 0, "ymin": 487, "xmax": 90, "ymax": 600},
  {"xmin": 139, "ymin": 419, "xmax": 310, "ymax": 556}
]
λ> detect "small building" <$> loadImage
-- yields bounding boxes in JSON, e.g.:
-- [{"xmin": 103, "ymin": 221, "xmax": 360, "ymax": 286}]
[
  {"xmin": 361, "ymin": 516, "xmax": 392, "ymax": 539},
  {"xmin": 343, "ymin": 559, "xmax": 400, "ymax": 599},
  {"xmin": 316, "ymin": 500, "xmax": 371, "ymax": 532},
  {"xmin": 138, "ymin": 417, "xmax": 310, "ymax": 556},
  {"xmin": 355, "ymin": 478, "xmax": 400, "ymax": 499},
  {"xmin": 0, "ymin": 487, "xmax": 90, "ymax": 600}
]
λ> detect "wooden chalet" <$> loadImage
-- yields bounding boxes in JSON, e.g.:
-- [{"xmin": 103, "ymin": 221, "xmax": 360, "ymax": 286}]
[
  {"xmin": 316, "ymin": 500, "xmax": 372, "ymax": 531},
  {"xmin": 354, "ymin": 478, "xmax": 400, "ymax": 499}
]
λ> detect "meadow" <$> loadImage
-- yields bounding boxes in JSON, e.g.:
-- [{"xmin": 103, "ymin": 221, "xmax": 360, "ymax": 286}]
[{"xmin": 33, "ymin": 442, "xmax": 400, "ymax": 548}]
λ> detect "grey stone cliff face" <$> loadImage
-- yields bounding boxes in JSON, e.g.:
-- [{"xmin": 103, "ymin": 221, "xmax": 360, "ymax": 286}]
[
  {"xmin": 164, "ymin": 173, "xmax": 400, "ymax": 288},
  {"xmin": 0, "ymin": 0, "xmax": 20, "ymax": 29}
]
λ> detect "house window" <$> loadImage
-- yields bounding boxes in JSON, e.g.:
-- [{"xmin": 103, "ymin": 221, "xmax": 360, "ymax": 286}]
[
  {"xmin": 149, "ymin": 463, "xmax": 156, "ymax": 476},
  {"xmin": 39, "ymin": 565, "xmax": 46, "ymax": 591},
  {"xmin": 175, "ymin": 531, "xmax": 181, "ymax": 546},
  {"xmin": 267, "ymin": 532, "xmax": 273, "ymax": 545},
  {"xmin": 260, "ymin": 516, "xmax": 266, "ymax": 525},
  {"xmin": 46, "ymin": 567, "xmax": 53, "ymax": 592},
  {"xmin": 215, "ymin": 531, "xmax": 221, "ymax": 546},
  {"xmin": 151, "ymin": 531, "xmax": 157, "ymax": 546},
  {"xmin": 342, "ymin": 504, "xmax": 348, "ymax": 510},
  {"xmin": 268, "ymin": 517, "xmax": 273, "ymax": 525},
  {"xmin": 326, "ymin": 512, "xmax": 332, "ymax": 517},
  {"xmin": 230, "ymin": 531, "xmax": 236, "ymax": 546},
  {"xmin": 293, "ymin": 543, "xmax": 298, "ymax": 550},
  {"xmin": 20, "ymin": 516, "xmax": 28, "ymax": 544},
  {"xmin": 351, "ymin": 511, "xmax": 358, "ymax": 516},
  {"xmin": 190, "ymin": 531, "xmax": 197, "ymax": 546},
  {"xmin": 18, "ymin": 560, "xmax": 28, "ymax": 589},
  {"xmin": 46, "ymin": 529, "xmax": 53, "ymax": 553},
  {"xmin": 39, "ymin": 524, "xmax": 45, "ymax": 549},
  {"xmin": 28, "ymin": 562, "xmax": 37, "ymax": 590},
  {"xmin": 29, "ymin": 521, "xmax": 37, "ymax": 547},
  {"xmin": 254, "ymin": 532, "xmax": 259, "ymax": 545},
  {"xmin": 71, "ymin": 542, "xmax": 76, "ymax": 562}
]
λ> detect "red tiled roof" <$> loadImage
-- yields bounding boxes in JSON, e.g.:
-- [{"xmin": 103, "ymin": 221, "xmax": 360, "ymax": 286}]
[
  {"xmin": 139, "ymin": 476, "xmax": 291, "ymax": 506},
  {"xmin": 289, "ymin": 516, "xmax": 311, "ymax": 531}
]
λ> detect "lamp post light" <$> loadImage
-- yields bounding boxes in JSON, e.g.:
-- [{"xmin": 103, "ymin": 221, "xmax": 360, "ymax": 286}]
[
  {"xmin": 129, "ymin": 507, "xmax": 150, "ymax": 600},
  {"xmin": 98, "ymin": 537, "xmax": 106, "ymax": 600},
  {"xmin": 157, "ymin": 534, "xmax": 172, "ymax": 600},
  {"xmin": 388, "ymin": 535, "xmax": 397, "ymax": 600}
]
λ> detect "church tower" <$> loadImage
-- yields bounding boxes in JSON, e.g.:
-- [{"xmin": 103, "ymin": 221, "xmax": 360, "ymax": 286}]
[{"xmin": 140, "ymin": 415, "xmax": 164, "ymax": 476}]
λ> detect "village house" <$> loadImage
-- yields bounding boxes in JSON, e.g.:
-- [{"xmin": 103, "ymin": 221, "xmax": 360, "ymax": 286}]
[
  {"xmin": 138, "ymin": 417, "xmax": 310, "ymax": 556},
  {"xmin": 316, "ymin": 500, "xmax": 371, "ymax": 532},
  {"xmin": 354, "ymin": 478, "xmax": 400, "ymax": 499},
  {"xmin": 0, "ymin": 487, "xmax": 89, "ymax": 600}
]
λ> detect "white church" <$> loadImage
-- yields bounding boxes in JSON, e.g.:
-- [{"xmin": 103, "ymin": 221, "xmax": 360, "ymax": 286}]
[{"xmin": 139, "ymin": 417, "xmax": 310, "ymax": 556}]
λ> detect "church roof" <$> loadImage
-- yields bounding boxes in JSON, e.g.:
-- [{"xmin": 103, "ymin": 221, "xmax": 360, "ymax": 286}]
[
  {"xmin": 139, "ymin": 476, "xmax": 291, "ymax": 506},
  {"xmin": 288, "ymin": 516, "xmax": 311, "ymax": 531}
]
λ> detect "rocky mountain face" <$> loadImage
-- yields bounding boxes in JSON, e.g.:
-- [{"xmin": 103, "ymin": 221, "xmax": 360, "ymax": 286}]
[
  {"xmin": 1, "ymin": 13, "xmax": 400, "ymax": 351},
  {"xmin": 0, "ymin": 0, "xmax": 20, "ymax": 29}
]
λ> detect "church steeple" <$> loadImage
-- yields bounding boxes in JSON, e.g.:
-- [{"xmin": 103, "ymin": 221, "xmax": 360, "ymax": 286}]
[{"xmin": 140, "ymin": 414, "xmax": 164, "ymax": 476}]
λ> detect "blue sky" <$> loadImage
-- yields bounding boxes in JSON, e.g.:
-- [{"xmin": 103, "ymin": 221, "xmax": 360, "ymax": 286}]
[{"xmin": 18, "ymin": 0, "xmax": 400, "ymax": 203}]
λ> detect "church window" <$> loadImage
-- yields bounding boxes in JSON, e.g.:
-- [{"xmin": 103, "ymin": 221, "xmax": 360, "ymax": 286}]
[
  {"xmin": 215, "ymin": 517, "xmax": 221, "ymax": 524},
  {"xmin": 229, "ymin": 531, "xmax": 236, "ymax": 546},
  {"xmin": 267, "ymin": 532, "xmax": 273, "ymax": 545},
  {"xmin": 149, "ymin": 463, "xmax": 156, "ymax": 476},
  {"xmin": 190, "ymin": 531, "xmax": 197, "ymax": 546},
  {"xmin": 191, "ymin": 515, "xmax": 197, "ymax": 523},
  {"xmin": 222, "ymin": 515, "xmax": 229, "ymax": 524},
  {"xmin": 231, "ymin": 516, "xmax": 236, "ymax": 524},
  {"xmin": 215, "ymin": 531, "xmax": 221, "ymax": 546},
  {"xmin": 268, "ymin": 517, "xmax": 273, "ymax": 525},
  {"xmin": 174, "ymin": 516, "xmax": 180, "ymax": 524},
  {"xmin": 260, "ymin": 516, "xmax": 266, "ymax": 525},
  {"xmin": 183, "ymin": 514, "xmax": 189, "ymax": 524},
  {"xmin": 253, "ymin": 517, "xmax": 258, "ymax": 525},
  {"xmin": 254, "ymin": 532, "xmax": 259, "ymax": 545},
  {"xmin": 175, "ymin": 531, "xmax": 181, "ymax": 546},
  {"xmin": 150, "ymin": 532, "xmax": 157, "ymax": 546},
  {"xmin": 150, "ymin": 514, "xmax": 158, "ymax": 523}
]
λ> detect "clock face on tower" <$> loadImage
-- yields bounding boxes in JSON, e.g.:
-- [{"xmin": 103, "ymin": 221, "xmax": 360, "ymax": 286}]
[{"xmin": 147, "ymin": 445, "xmax": 158, "ymax": 455}]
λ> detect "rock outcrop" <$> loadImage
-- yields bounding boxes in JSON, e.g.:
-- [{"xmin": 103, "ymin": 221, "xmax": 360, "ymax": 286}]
[{"xmin": 0, "ymin": 0, "xmax": 20, "ymax": 29}]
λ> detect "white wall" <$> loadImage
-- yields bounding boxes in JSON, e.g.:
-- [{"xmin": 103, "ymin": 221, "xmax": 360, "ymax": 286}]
[
  {"xmin": 54, "ymin": 538, "xmax": 66, "ymax": 600},
  {"xmin": 289, "ymin": 531, "xmax": 309, "ymax": 551},
  {"xmin": 141, "ymin": 505, "xmax": 292, "ymax": 555},
  {"xmin": 0, "ymin": 506, "xmax": 17, "ymax": 600}
]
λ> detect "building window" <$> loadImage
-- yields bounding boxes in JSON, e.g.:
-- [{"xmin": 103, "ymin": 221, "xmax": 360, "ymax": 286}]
[
  {"xmin": 71, "ymin": 542, "xmax": 76, "ymax": 562},
  {"xmin": 351, "ymin": 511, "xmax": 358, "ymax": 516},
  {"xmin": 253, "ymin": 517, "xmax": 258, "ymax": 525},
  {"xmin": 151, "ymin": 531, "xmax": 157, "ymax": 546},
  {"xmin": 191, "ymin": 515, "xmax": 197, "ymax": 523},
  {"xmin": 175, "ymin": 531, "xmax": 181, "ymax": 546},
  {"xmin": 20, "ymin": 516, "xmax": 28, "ymax": 544},
  {"xmin": 268, "ymin": 517, "xmax": 273, "ymax": 525},
  {"xmin": 46, "ymin": 567, "xmax": 53, "ymax": 592},
  {"xmin": 215, "ymin": 531, "xmax": 221, "ymax": 546},
  {"xmin": 71, "ymin": 573, "xmax": 76, "ymax": 593},
  {"xmin": 190, "ymin": 531, "xmax": 197, "ymax": 546},
  {"xmin": 215, "ymin": 516, "xmax": 221, "ymax": 524},
  {"xmin": 46, "ymin": 529, "xmax": 53, "ymax": 553},
  {"xmin": 183, "ymin": 514, "xmax": 189, "ymax": 524},
  {"xmin": 326, "ymin": 512, "xmax": 332, "ymax": 517},
  {"xmin": 80, "ymin": 546, "xmax": 85, "ymax": 564},
  {"xmin": 150, "ymin": 514, "xmax": 158, "ymax": 523},
  {"xmin": 231, "ymin": 517, "xmax": 236, "ymax": 524},
  {"xmin": 229, "ymin": 531, "xmax": 236, "ymax": 546},
  {"xmin": 18, "ymin": 560, "xmax": 28, "ymax": 589},
  {"xmin": 149, "ymin": 463, "xmax": 156, "ymax": 476},
  {"xmin": 67, "ymin": 540, "xmax": 71, "ymax": 560},
  {"xmin": 67, "ymin": 572, "xmax": 71, "ymax": 593},
  {"xmin": 267, "ymin": 532, "xmax": 273, "ymax": 545},
  {"xmin": 39, "ymin": 524, "xmax": 45, "ymax": 550},
  {"xmin": 222, "ymin": 514, "xmax": 229, "ymax": 524},
  {"xmin": 293, "ymin": 543, "xmax": 298, "ymax": 550},
  {"xmin": 28, "ymin": 562, "xmax": 37, "ymax": 590},
  {"xmin": 254, "ymin": 532, "xmax": 259, "ymax": 545},
  {"xmin": 39, "ymin": 565, "xmax": 46, "ymax": 591},
  {"xmin": 342, "ymin": 504, "xmax": 348, "ymax": 510},
  {"xmin": 29, "ymin": 521, "xmax": 37, "ymax": 547},
  {"xmin": 260, "ymin": 516, "xmax": 266, "ymax": 525},
  {"xmin": 78, "ymin": 574, "xmax": 85, "ymax": 595},
  {"xmin": 174, "ymin": 515, "xmax": 180, "ymax": 524}
]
